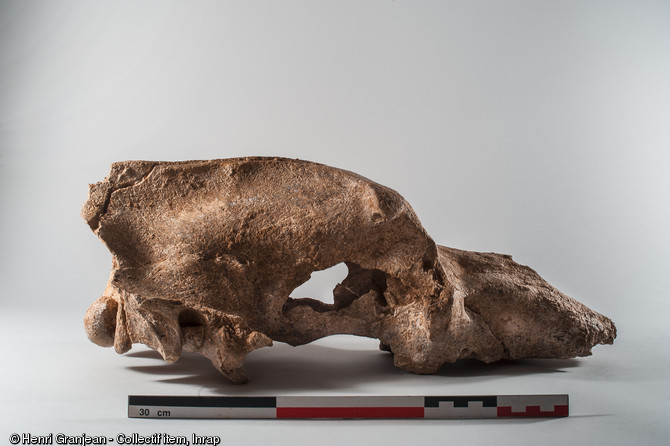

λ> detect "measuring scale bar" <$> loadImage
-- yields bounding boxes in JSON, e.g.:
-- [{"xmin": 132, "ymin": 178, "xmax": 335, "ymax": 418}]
[{"xmin": 128, "ymin": 394, "xmax": 568, "ymax": 419}]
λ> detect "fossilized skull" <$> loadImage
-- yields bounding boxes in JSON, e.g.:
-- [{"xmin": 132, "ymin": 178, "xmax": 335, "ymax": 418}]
[{"xmin": 82, "ymin": 157, "xmax": 615, "ymax": 383}]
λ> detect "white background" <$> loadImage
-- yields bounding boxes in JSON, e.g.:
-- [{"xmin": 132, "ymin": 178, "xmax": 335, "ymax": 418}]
[{"xmin": 1, "ymin": 1, "xmax": 668, "ymax": 444}]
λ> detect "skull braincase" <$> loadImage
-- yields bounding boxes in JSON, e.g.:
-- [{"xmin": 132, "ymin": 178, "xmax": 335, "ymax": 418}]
[{"xmin": 82, "ymin": 157, "xmax": 616, "ymax": 383}]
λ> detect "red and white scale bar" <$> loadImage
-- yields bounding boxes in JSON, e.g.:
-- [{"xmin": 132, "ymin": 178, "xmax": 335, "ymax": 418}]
[{"xmin": 128, "ymin": 395, "xmax": 568, "ymax": 419}]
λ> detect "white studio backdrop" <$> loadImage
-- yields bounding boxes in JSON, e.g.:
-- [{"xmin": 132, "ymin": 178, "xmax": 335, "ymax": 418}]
[{"xmin": 0, "ymin": 1, "xmax": 669, "ymax": 444}]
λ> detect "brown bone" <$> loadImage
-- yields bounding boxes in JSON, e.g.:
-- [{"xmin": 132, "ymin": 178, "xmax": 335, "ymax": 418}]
[{"xmin": 82, "ymin": 157, "xmax": 616, "ymax": 383}]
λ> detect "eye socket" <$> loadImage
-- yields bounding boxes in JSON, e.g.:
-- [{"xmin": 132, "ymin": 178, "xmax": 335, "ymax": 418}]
[
  {"xmin": 283, "ymin": 262, "xmax": 389, "ymax": 314},
  {"xmin": 290, "ymin": 262, "xmax": 349, "ymax": 304}
]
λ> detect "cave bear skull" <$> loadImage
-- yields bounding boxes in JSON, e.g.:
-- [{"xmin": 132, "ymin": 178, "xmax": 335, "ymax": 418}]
[{"xmin": 82, "ymin": 157, "xmax": 615, "ymax": 383}]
